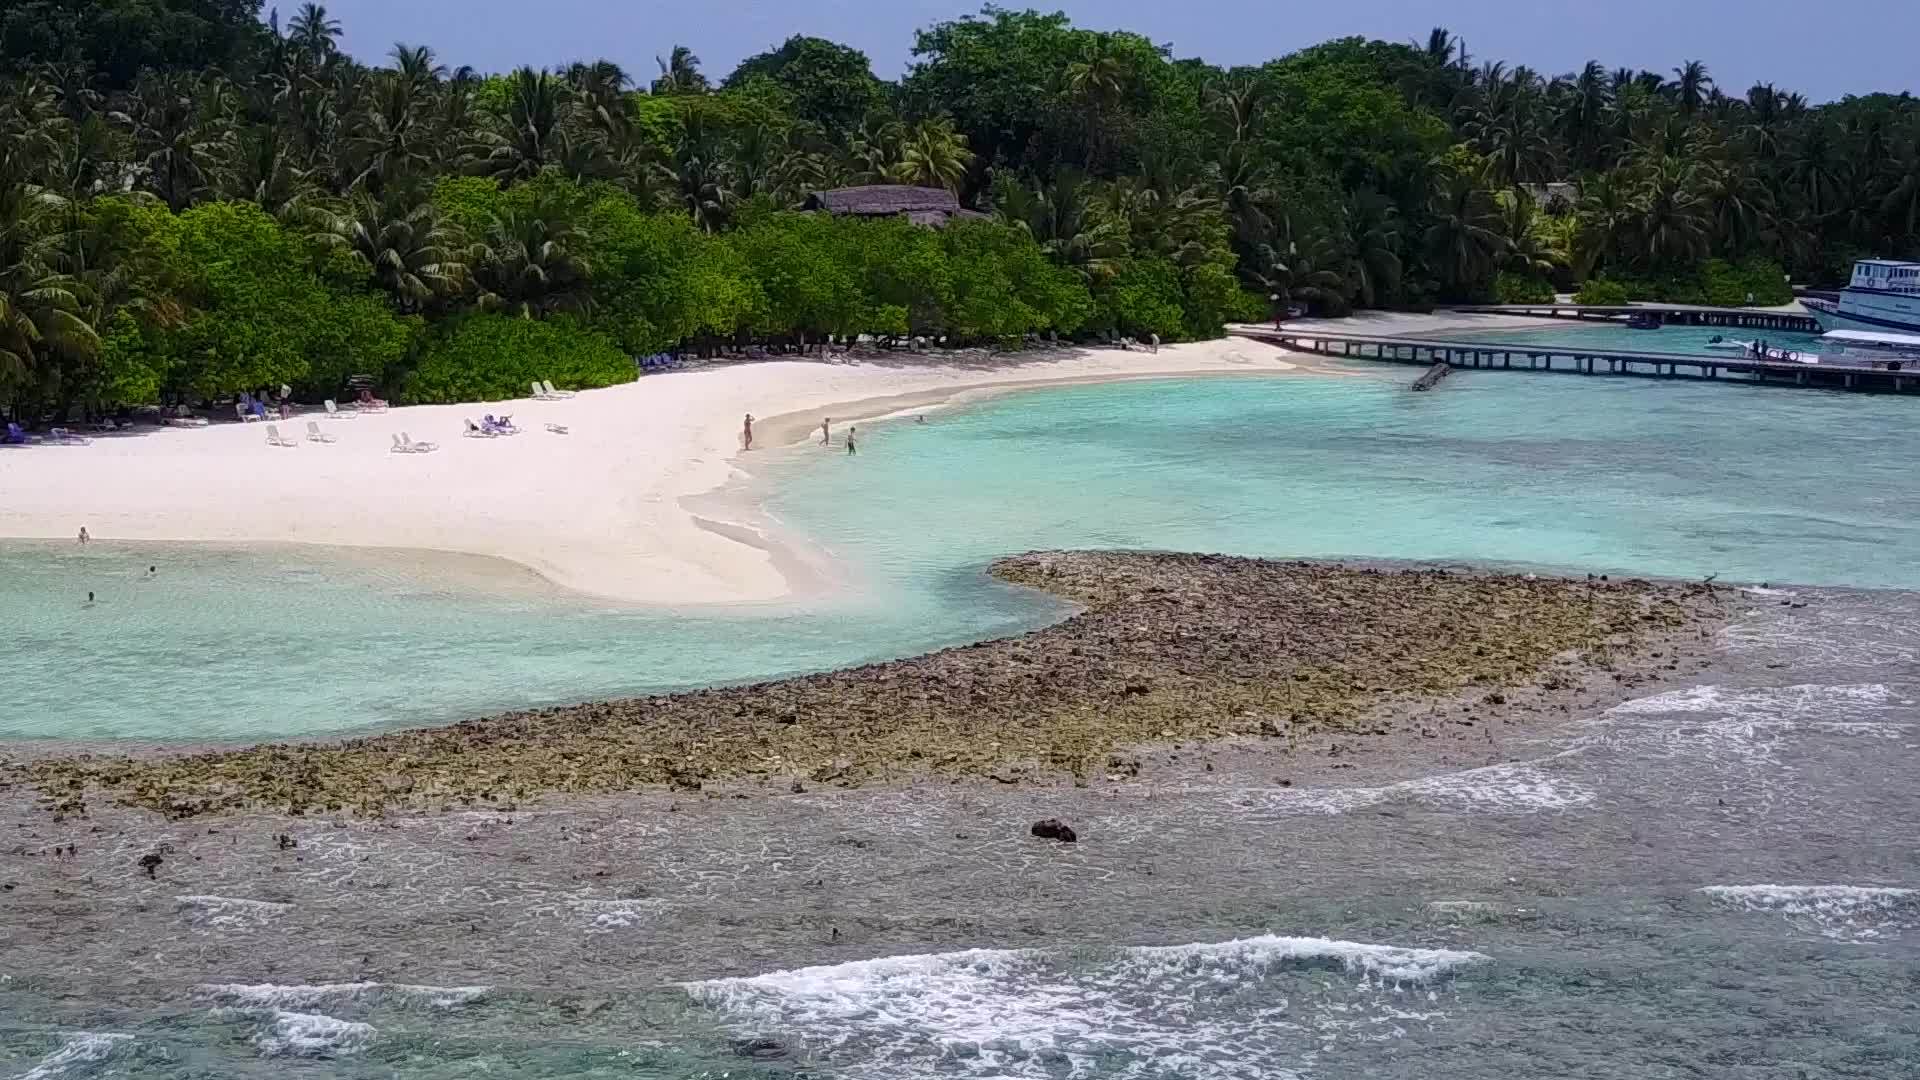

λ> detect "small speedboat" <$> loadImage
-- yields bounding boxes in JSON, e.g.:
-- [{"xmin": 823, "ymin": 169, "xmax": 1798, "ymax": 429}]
[
  {"xmin": 1626, "ymin": 313, "xmax": 1661, "ymax": 330},
  {"xmin": 1704, "ymin": 336, "xmax": 1753, "ymax": 352}
]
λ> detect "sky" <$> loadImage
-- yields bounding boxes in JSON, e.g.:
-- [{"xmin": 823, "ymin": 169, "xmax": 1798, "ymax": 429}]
[{"xmin": 288, "ymin": 0, "xmax": 1915, "ymax": 105}]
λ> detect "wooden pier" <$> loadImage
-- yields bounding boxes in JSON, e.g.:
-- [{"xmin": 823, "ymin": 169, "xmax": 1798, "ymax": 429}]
[
  {"xmin": 1444, "ymin": 303, "xmax": 1819, "ymax": 332},
  {"xmin": 1234, "ymin": 328, "xmax": 1917, "ymax": 394}
]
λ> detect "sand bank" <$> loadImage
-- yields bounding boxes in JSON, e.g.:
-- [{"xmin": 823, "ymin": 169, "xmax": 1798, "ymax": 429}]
[{"xmin": 0, "ymin": 339, "xmax": 1297, "ymax": 605}]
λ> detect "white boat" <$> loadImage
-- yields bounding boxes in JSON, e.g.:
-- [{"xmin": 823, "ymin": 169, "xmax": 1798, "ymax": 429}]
[
  {"xmin": 1801, "ymin": 259, "xmax": 1920, "ymax": 334},
  {"xmin": 1703, "ymin": 338, "xmax": 1752, "ymax": 352},
  {"xmin": 1820, "ymin": 328, "xmax": 1920, "ymax": 356}
]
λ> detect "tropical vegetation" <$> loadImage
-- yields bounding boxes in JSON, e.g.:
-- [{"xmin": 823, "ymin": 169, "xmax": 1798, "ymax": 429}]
[{"xmin": 2, "ymin": 2, "xmax": 1916, "ymax": 414}]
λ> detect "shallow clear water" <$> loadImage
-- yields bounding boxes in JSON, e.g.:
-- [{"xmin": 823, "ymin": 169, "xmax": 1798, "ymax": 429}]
[{"xmin": 8, "ymin": 361, "xmax": 1920, "ymax": 741}]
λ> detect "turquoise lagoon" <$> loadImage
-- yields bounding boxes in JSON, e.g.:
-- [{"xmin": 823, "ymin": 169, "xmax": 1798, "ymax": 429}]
[{"xmin": 6, "ymin": 327, "xmax": 1919, "ymax": 742}]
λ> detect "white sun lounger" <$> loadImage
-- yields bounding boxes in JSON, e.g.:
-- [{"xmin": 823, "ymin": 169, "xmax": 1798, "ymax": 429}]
[
  {"xmin": 323, "ymin": 399, "xmax": 356, "ymax": 420},
  {"xmin": 48, "ymin": 427, "xmax": 91, "ymax": 445},
  {"xmin": 305, "ymin": 421, "xmax": 336, "ymax": 443},
  {"xmin": 264, "ymin": 424, "xmax": 297, "ymax": 447},
  {"xmin": 400, "ymin": 432, "xmax": 438, "ymax": 453},
  {"xmin": 464, "ymin": 419, "xmax": 494, "ymax": 438},
  {"xmin": 541, "ymin": 380, "xmax": 575, "ymax": 399},
  {"xmin": 236, "ymin": 402, "xmax": 259, "ymax": 422},
  {"xmin": 530, "ymin": 381, "xmax": 560, "ymax": 401}
]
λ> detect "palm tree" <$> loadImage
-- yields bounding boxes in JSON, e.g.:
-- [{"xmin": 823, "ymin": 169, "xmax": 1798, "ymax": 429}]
[
  {"xmin": 1425, "ymin": 170, "xmax": 1507, "ymax": 299},
  {"xmin": 469, "ymin": 208, "xmax": 591, "ymax": 317},
  {"xmin": 1573, "ymin": 172, "xmax": 1634, "ymax": 276},
  {"xmin": 1063, "ymin": 44, "xmax": 1130, "ymax": 169},
  {"xmin": 1635, "ymin": 157, "xmax": 1710, "ymax": 265},
  {"xmin": 0, "ymin": 183, "xmax": 95, "ymax": 397},
  {"xmin": 1249, "ymin": 231, "xmax": 1350, "ymax": 316},
  {"xmin": 1670, "ymin": 61, "xmax": 1713, "ymax": 118},
  {"xmin": 390, "ymin": 44, "xmax": 446, "ymax": 95},
  {"xmin": 652, "ymin": 46, "xmax": 708, "ymax": 95},
  {"xmin": 888, "ymin": 117, "xmax": 973, "ymax": 193},
  {"xmin": 1557, "ymin": 61, "xmax": 1613, "ymax": 171},
  {"xmin": 288, "ymin": 4, "xmax": 344, "ymax": 66},
  {"xmin": 992, "ymin": 168, "xmax": 1127, "ymax": 285},
  {"xmin": 1496, "ymin": 189, "xmax": 1558, "ymax": 279},
  {"xmin": 314, "ymin": 193, "xmax": 465, "ymax": 312},
  {"xmin": 118, "ymin": 73, "xmax": 228, "ymax": 211},
  {"xmin": 470, "ymin": 67, "xmax": 573, "ymax": 184},
  {"xmin": 1337, "ymin": 191, "xmax": 1404, "ymax": 307},
  {"xmin": 1206, "ymin": 78, "xmax": 1263, "ymax": 145}
]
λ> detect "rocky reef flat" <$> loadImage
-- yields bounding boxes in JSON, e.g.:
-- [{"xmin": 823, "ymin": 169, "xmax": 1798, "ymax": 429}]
[{"xmin": 12, "ymin": 552, "xmax": 1726, "ymax": 820}]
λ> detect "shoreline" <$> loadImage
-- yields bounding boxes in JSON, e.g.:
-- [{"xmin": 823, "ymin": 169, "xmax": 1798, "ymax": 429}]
[
  {"xmin": 1, "ymin": 339, "xmax": 1308, "ymax": 606},
  {"xmin": 0, "ymin": 313, "xmax": 1569, "ymax": 607}
]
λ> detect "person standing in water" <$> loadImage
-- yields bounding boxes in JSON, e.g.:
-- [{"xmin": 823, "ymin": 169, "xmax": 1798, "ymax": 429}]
[
  {"xmin": 742, "ymin": 413, "xmax": 754, "ymax": 451},
  {"xmin": 77, "ymin": 527, "xmax": 90, "ymax": 544},
  {"xmin": 846, "ymin": 426, "xmax": 857, "ymax": 455},
  {"xmin": 820, "ymin": 417, "xmax": 832, "ymax": 446}
]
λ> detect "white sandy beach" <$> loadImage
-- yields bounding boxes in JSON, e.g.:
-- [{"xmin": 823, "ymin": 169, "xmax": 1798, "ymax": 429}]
[{"xmin": 0, "ymin": 338, "xmax": 1329, "ymax": 605}]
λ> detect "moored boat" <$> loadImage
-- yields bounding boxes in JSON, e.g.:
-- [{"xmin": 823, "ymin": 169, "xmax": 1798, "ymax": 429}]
[{"xmin": 1802, "ymin": 259, "xmax": 1920, "ymax": 334}]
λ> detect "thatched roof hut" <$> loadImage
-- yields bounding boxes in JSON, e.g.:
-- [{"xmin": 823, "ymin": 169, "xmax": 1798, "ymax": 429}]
[{"xmin": 802, "ymin": 185, "xmax": 989, "ymax": 227}]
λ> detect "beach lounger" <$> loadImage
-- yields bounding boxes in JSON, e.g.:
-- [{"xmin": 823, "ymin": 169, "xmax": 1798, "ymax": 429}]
[
  {"xmin": 323, "ymin": 399, "xmax": 357, "ymax": 420},
  {"xmin": 236, "ymin": 401, "xmax": 256, "ymax": 422},
  {"xmin": 464, "ymin": 419, "xmax": 494, "ymax": 438},
  {"xmin": 264, "ymin": 423, "xmax": 297, "ymax": 447},
  {"xmin": 400, "ymin": 432, "xmax": 437, "ymax": 453},
  {"xmin": 530, "ymin": 381, "xmax": 559, "ymax": 401},
  {"xmin": 48, "ymin": 427, "xmax": 91, "ymax": 445},
  {"xmin": 540, "ymin": 380, "xmax": 575, "ymax": 399},
  {"xmin": 304, "ymin": 421, "xmax": 336, "ymax": 443},
  {"xmin": 545, "ymin": 423, "xmax": 569, "ymax": 435},
  {"xmin": 391, "ymin": 434, "xmax": 408, "ymax": 453}
]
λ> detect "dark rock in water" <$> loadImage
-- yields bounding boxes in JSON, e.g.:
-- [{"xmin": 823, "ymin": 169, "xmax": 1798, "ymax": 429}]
[
  {"xmin": 137, "ymin": 853, "xmax": 163, "ymax": 878},
  {"xmin": 1031, "ymin": 818, "xmax": 1078, "ymax": 843},
  {"xmin": 731, "ymin": 1037, "xmax": 787, "ymax": 1059}
]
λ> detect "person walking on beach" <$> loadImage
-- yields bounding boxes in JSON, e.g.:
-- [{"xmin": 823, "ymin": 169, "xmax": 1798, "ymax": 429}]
[
  {"xmin": 846, "ymin": 426, "xmax": 857, "ymax": 455},
  {"xmin": 1150, "ymin": 332, "xmax": 1160, "ymax": 354},
  {"xmin": 742, "ymin": 413, "xmax": 754, "ymax": 451},
  {"xmin": 821, "ymin": 417, "xmax": 831, "ymax": 446}
]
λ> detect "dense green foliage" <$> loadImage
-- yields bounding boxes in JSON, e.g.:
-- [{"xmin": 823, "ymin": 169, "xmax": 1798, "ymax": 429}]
[
  {"xmin": 404, "ymin": 314, "xmax": 628, "ymax": 404},
  {"xmin": 2, "ymin": 5, "xmax": 1916, "ymax": 415}
]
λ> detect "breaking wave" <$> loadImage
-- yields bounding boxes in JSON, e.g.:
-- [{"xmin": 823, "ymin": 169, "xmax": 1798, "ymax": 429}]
[{"xmin": 685, "ymin": 936, "xmax": 1485, "ymax": 1078}]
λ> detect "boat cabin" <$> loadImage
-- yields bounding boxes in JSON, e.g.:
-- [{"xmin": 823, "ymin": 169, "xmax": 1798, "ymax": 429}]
[{"xmin": 1849, "ymin": 260, "xmax": 1920, "ymax": 296}]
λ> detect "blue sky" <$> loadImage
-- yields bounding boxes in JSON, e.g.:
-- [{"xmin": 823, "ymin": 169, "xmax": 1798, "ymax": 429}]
[{"xmin": 288, "ymin": 0, "xmax": 1914, "ymax": 104}]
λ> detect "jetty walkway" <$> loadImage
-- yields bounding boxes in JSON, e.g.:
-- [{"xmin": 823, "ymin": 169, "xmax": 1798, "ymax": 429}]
[
  {"xmin": 1444, "ymin": 303, "xmax": 1818, "ymax": 332},
  {"xmin": 1234, "ymin": 328, "xmax": 1918, "ymax": 394}
]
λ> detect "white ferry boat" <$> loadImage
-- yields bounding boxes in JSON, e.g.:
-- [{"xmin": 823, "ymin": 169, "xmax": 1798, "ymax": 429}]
[{"xmin": 1802, "ymin": 259, "xmax": 1920, "ymax": 333}]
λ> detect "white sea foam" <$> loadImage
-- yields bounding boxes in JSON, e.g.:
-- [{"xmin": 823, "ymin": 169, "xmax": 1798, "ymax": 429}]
[
  {"xmin": 1609, "ymin": 683, "xmax": 1896, "ymax": 719},
  {"xmin": 570, "ymin": 897, "xmax": 668, "ymax": 933},
  {"xmin": 251, "ymin": 1010, "xmax": 376, "ymax": 1058},
  {"xmin": 1241, "ymin": 760, "xmax": 1592, "ymax": 818},
  {"xmin": 685, "ymin": 936, "xmax": 1483, "ymax": 1078},
  {"xmin": 196, "ymin": 981, "xmax": 488, "ymax": 1009},
  {"xmin": 1701, "ymin": 885, "xmax": 1919, "ymax": 942},
  {"xmin": 174, "ymin": 894, "xmax": 291, "ymax": 930},
  {"xmin": 12, "ymin": 1034, "xmax": 131, "ymax": 1080}
]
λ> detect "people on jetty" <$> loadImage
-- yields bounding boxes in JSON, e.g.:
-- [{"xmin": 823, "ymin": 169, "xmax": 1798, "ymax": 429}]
[{"xmin": 742, "ymin": 413, "xmax": 754, "ymax": 451}]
